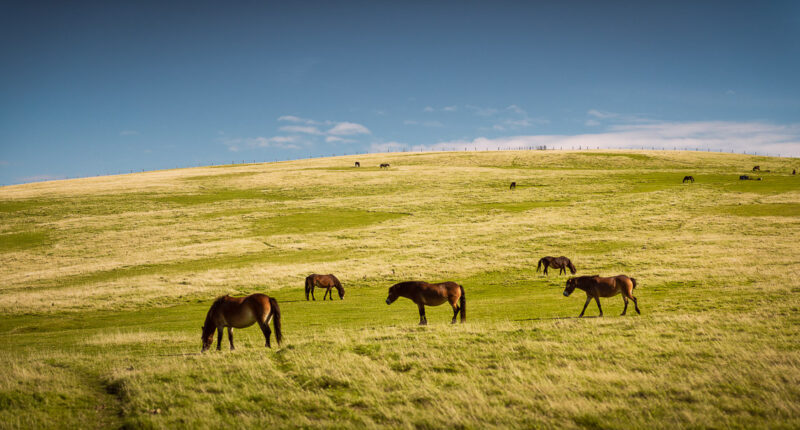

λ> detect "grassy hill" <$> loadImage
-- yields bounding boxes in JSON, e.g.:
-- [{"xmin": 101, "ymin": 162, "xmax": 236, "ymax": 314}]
[{"xmin": 1, "ymin": 150, "xmax": 798, "ymax": 429}]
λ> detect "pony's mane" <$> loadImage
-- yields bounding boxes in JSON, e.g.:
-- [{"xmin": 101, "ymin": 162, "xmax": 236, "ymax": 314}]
[{"xmin": 209, "ymin": 295, "xmax": 230, "ymax": 310}]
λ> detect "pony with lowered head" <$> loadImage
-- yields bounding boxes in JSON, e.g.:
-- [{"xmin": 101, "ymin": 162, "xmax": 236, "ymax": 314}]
[{"xmin": 201, "ymin": 294, "xmax": 281, "ymax": 352}]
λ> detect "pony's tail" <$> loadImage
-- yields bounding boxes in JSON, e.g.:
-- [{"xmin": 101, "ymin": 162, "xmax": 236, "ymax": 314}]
[
  {"xmin": 304, "ymin": 277, "xmax": 311, "ymax": 300},
  {"xmin": 536, "ymin": 258, "xmax": 543, "ymax": 272},
  {"xmin": 269, "ymin": 297, "xmax": 282, "ymax": 346},
  {"xmin": 631, "ymin": 277, "xmax": 637, "ymax": 290},
  {"xmin": 459, "ymin": 284, "xmax": 466, "ymax": 323}
]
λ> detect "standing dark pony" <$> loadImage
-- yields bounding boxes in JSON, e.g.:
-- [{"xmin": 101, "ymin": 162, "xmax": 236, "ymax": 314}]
[
  {"xmin": 682, "ymin": 176, "xmax": 695, "ymax": 183},
  {"xmin": 563, "ymin": 275, "xmax": 640, "ymax": 317},
  {"xmin": 385, "ymin": 281, "xmax": 465, "ymax": 325},
  {"xmin": 305, "ymin": 274, "xmax": 345, "ymax": 301},
  {"xmin": 380, "ymin": 163, "xmax": 391, "ymax": 169},
  {"xmin": 201, "ymin": 294, "xmax": 281, "ymax": 352},
  {"xmin": 537, "ymin": 256, "xmax": 577, "ymax": 276},
  {"xmin": 355, "ymin": 161, "xmax": 360, "ymax": 167},
  {"xmin": 510, "ymin": 182, "xmax": 517, "ymax": 190}
]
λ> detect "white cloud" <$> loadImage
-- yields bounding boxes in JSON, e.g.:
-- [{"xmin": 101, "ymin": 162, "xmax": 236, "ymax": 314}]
[
  {"xmin": 506, "ymin": 105, "xmax": 526, "ymax": 115},
  {"xmin": 327, "ymin": 122, "xmax": 371, "ymax": 136},
  {"xmin": 370, "ymin": 141, "xmax": 409, "ymax": 152},
  {"xmin": 380, "ymin": 121, "xmax": 800, "ymax": 156},
  {"xmin": 277, "ymin": 115, "xmax": 307, "ymax": 123},
  {"xmin": 587, "ymin": 109, "xmax": 618, "ymax": 119},
  {"xmin": 465, "ymin": 105, "xmax": 499, "ymax": 116},
  {"xmin": 326, "ymin": 136, "xmax": 356, "ymax": 143},
  {"xmin": 120, "ymin": 130, "xmax": 138, "ymax": 136},
  {"xmin": 443, "ymin": 105, "xmax": 458, "ymax": 112},
  {"xmin": 223, "ymin": 135, "xmax": 306, "ymax": 151},
  {"xmin": 0, "ymin": 160, "xmax": 9, "ymax": 167},
  {"xmin": 423, "ymin": 106, "xmax": 435, "ymax": 112},
  {"xmin": 585, "ymin": 119, "xmax": 601, "ymax": 127},
  {"xmin": 278, "ymin": 125, "xmax": 322, "ymax": 135}
]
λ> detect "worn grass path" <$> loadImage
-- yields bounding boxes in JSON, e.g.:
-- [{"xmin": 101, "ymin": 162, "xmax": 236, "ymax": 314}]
[{"xmin": 1, "ymin": 150, "xmax": 799, "ymax": 429}]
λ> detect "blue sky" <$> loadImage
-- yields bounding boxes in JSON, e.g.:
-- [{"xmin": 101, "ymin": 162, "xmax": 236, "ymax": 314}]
[{"xmin": 1, "ymin": 1, "xmax": 799, "ymax": 184}]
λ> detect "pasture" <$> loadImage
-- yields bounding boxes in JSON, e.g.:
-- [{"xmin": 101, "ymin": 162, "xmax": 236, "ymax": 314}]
[{"xmin": 1, "ymin": 150, "xmax": 799, "ymax": 429}]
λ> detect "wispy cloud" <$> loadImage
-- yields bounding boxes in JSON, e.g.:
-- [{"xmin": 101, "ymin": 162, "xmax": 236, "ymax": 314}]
[
  {"xmin": 223, "ymin": 116, "xmax": 371, "ymax": 151},
  {"xmin": 586, "ymin": 109, "xmax": 653, "ymax": 124},
  {"xmin": 0, "ymin": 160, "xmax": 9, "ymax": 167},
  {"xmin": 120, "ymin": 130, "xmax": 139, "ymax": 136},
  {"xmin": 423, "ymin": 105, "xmax": 458, "ymax": 113},
  {"xmin": 370, "ymin": 141, "xmax": 409, "ymax": 152},
  {"xmin": 465, "ymin": 105, "xmax": 499, "ymax": 116},
  {"xmin": 223, "ymin": 135, "xmax": 306, "ymax": 151},
  {"xmin": 278, "ymin": 125, "xmax": 323, "ymax": 135},
  {"xmin": 386, "ymin": 121, "xmax": 800, "ymax": 156},
  {"xmin": 327, "ymin": 122, "xmax": 370, "ymax": 136},
  {"xmin": 326, "ymin": 136, "xmax": 356, "ymax": 143}
]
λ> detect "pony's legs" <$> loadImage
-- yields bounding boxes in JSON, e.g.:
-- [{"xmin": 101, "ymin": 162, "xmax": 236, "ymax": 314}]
[
  {"xmin": 227, "ymin": 327, "xmax": 235, "ymax": 350},
  {"xmin": 632, "ymin": 296, "xmax": 641, "ymax": 314},
  {"xmin": 310, "ymin": 286, "xmax": 316, "ymax": 301},
  {"xmin": 418, "ymin": 303, "xmax": 427, "ymax": 325},
  {"xmin": 621, "ymin": 296, "xmax": 629, "ymax": 316},
  {"xmin": 451, "ymin": 302, "xmax": 459, "ymax": 324},
  {"xmin": 579, "ymin": 296, "xmax": 591, "ymax": 317},
  {"xmin": 258, "ymin": 321, "xmax": 272, "ymax": 348},
  {"xmin": 594, "ymin": 296, "xmax": 603, "ymax": 316},
  {"xmin": 323, "ymin": 287, "xmax": 329, "ymax": 300},
  {"xmin": 216, "ymin": 327, "xmax": 223, "ymax": 351},
  {"xmin": 543, "ymin": 264, "xmax": 549, "ymax": 276}
]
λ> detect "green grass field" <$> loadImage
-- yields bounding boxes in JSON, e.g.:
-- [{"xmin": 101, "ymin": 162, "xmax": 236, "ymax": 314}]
[{"xmin": 1, "ymin": 150, "xmax": 798, "ymax": 429}]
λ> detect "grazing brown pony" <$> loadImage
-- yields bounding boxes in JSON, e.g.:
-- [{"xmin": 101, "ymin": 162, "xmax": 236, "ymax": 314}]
[
  {"xmin": 563, "ymin": 275, "xmax": 640, "ymax": 317},
  {"xmin": 305, "ymin": 274, "xmax": 344, "ymax": 301},
  {"xmin": 792, "ymin": 169, "xmax": 796, "ymax": 175},
  {"xmin": 510, "ymin": 181, "xmax": 517, "ymax": 190},
  {"xmin": 385, "ymin": 281, "xmax": 465, "ymax": 325},
  {"xmin": 380, "ymin": 163, "xmax": 390, "ymax": 169},
  {"xmin": 682, "ymin": 176, "xmax": 695, "ymax": 183},
  {"xmin": 752, "ymin": 165, "xmax": 760, "ymax": 172},
  {"xmin": 355, "ymin": 161, "xmax": 360, "ymax": 167},
  {"xmin": 201, "ymin": 294, "xmax": 281, "ymax": 352},
  {"xmin": 537, "ymin": 256, "xmax": 577, "ymax": 276}
]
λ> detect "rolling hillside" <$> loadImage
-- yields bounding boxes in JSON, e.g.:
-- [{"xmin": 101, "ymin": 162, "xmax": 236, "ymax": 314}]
[{"xmin": 1, "ymin": 150, "xmax": 798, "ymax": 429}]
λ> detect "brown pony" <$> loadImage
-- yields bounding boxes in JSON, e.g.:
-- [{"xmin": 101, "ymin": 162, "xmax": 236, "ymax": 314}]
[
  {"xmin": 305, "ymin": 274, "xmax": 344, "ymax": 301},
  {"xmin": 537, "ymin": 256, "xmax": 577, "ymax": 275},
  {"xmin": 563, "ymin": 275, "xmax": 640, "ymax": 317},
  {"xmin": 355, "ymin": 161, "xmax": 360, "ymax": 167},
  {"xmin": 752, "ymin": 165, "xmax": 760, "ymax": 172},
  {"xmin": 682, "ymin": 176, "xmax": 695, "ymax": 183},
  {"xmin": 510, "ymin": 181, "xmax": 517, "ymax": 190},
  {"xmin": 385, "ymin": 281, "xmax": 465, "ymax": 325},
  {"xmin": 380, "ymin": 163, "xmax": 390, "ymax": 169},
  {"xmin": 201, "ymin": 294, "xmax": 282, "ymax": 352}
]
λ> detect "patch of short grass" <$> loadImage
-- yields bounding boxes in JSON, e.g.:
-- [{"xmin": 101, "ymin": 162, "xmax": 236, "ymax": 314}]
[
  {"xmin": 251, "ymin": 210, "xmax": 407, "ymax": 236},
  {"xmin": 0, "ymin": 231, "xmax": 50, "ymax": 252},
  {"xmin": 715, "ymin": 203, "xmax": 800, "ymax": 217}
]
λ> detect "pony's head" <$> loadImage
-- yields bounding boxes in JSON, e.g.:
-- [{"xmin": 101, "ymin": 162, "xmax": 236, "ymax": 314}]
[
  {"xmin": 337, "ymin": 285, "xmax": 345, "ymax": 299},
  {"xmin": 568, "ymin": 261, "xmax": 577, "ymax": 275},
  {"xmin": 385, "ymin": 286, "xmax": 399, "ymax": 305},
  {"xmin": 563, "ymin": 278, "xmax": 577, "ymax": 297},
  {"xmin": 201, "ymin": 323, "xmax": 215, "ymax": 352}
]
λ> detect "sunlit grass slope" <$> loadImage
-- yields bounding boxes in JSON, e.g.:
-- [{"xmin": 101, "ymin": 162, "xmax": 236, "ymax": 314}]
[{"xmin": 1, "ymin": 150, "xmax": 799, "ymax": 429}]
